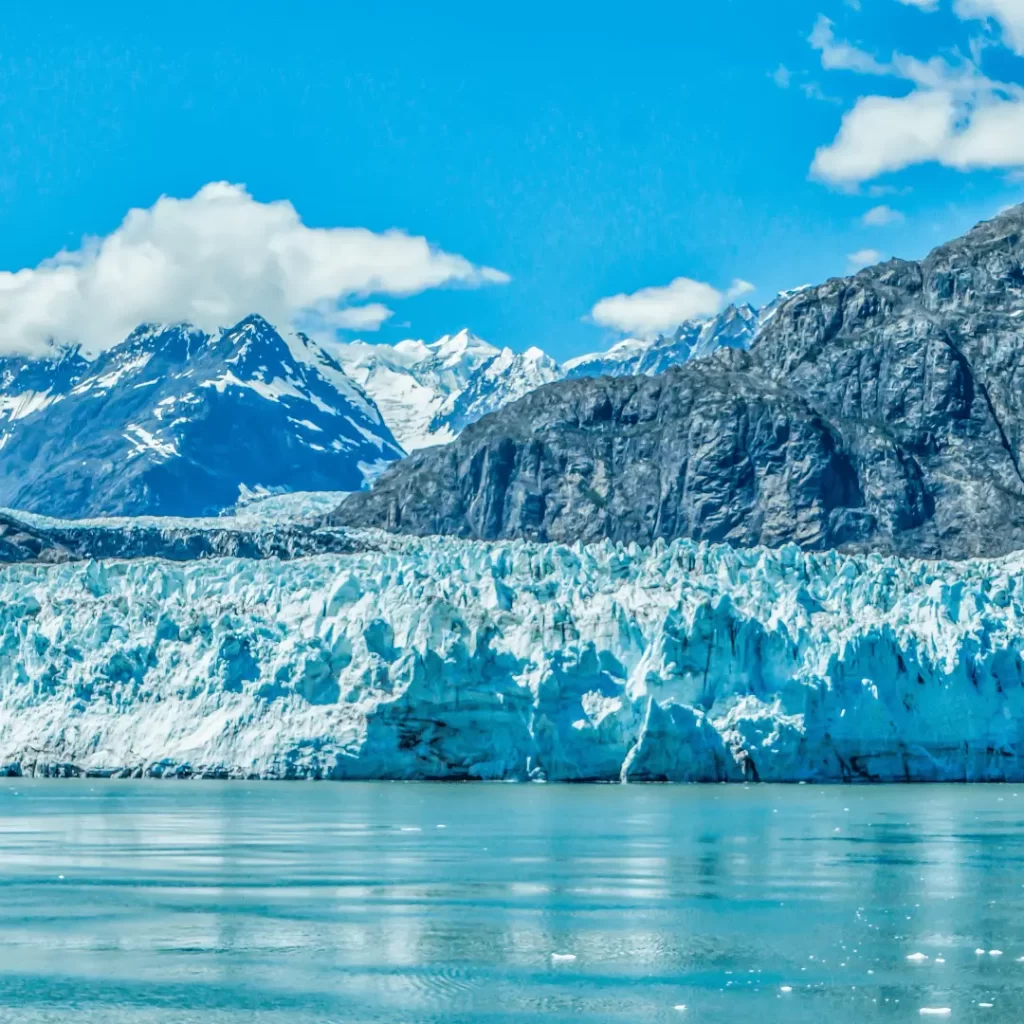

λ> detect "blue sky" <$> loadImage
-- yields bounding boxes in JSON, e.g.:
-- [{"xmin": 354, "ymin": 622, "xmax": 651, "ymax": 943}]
[{"xmin": 1, "ymin": 0, "xmax": 1024, "ymax": 360}]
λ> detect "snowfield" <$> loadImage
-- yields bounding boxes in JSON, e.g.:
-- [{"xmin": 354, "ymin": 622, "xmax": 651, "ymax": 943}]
[{"xmin": 3, "ymin": 530, "xmax": 1024, "ymax": 782}]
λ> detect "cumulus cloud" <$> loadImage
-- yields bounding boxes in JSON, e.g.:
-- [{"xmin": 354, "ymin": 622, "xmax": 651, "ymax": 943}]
[
  {"xmin": 808, "ymin": 13, "xmax": 1024, "ymax": 186},
  {"xmin": 862, "ymin": 204, "xmax": 906, "ymax": 226},
  {"xmin": 813, "ymin": 91, "xmax": 958, "ymax": 184},
  {"xmin": 813, "ymin": 87, "xmax": 1024, "ymax": 183},
  {"xmin": 0, "ymin": 182, "xmax": 510, "ymax": 355},
  {"xmin": 589, "ymin": 276, "xmax": 754, "ymax": 338},
  {"xmin": 848, "ymin": 248, "xmax": 883, "ymax": 270}
]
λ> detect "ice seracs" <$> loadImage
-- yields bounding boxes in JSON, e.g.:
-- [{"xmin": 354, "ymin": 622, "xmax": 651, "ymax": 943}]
[{"xmin": 7, "ymin": 527, "xmax": 1024, "ymax": 781}]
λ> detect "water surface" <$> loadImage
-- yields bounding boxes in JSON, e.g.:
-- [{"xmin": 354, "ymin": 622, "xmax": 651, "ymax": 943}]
[{"xmin": 1, "ymin": 782, "xmax": 1022, "ymax": 1022}]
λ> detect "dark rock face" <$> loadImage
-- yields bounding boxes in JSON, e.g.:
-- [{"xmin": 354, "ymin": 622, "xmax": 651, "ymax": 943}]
[
  {"xmin": 335, "ymin": 206, "xmax": 1024, "ymax": 560},
  {"xmin": 0, "ymin": 509, "xmax": 369, "ymax": 563}
]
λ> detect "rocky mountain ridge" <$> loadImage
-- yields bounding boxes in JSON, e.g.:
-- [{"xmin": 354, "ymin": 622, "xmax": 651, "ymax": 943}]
[
  {"xmin": 335, "ymin": 205, "xmax": 1024, "ymax": 561},
  {"xmin": 335, "ymin": 302, "xmax": 772, "ymax": 452}
]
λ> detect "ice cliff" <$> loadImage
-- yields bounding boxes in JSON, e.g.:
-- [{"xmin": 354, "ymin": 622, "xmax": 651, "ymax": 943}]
[{"xmin": 3, "ymin": 530, "xmax": 1024, "ymax": 782}]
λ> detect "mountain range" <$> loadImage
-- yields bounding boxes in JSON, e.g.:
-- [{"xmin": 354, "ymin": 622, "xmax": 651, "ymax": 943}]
[
  {"xmin": 335, "ymin": 203, "xmax": 1024, "ymax": 561},
  {"xmin": 334, "ymin": 300, "xmax": 782, "ymax": 452},
  {"xmin": 0, "ymin": 297, "xmax": 770, "ymax": 517}
]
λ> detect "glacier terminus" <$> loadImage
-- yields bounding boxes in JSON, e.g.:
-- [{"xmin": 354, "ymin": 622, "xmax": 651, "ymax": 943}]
[{"xmin": 3, "ymin": 501, "xmax": 1024, "ymax": 783}]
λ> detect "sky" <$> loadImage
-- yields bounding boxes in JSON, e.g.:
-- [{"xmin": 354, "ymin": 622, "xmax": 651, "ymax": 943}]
[{"xmin": 2, "ymin": 0, "xmax": 1024, "ymax": 360}]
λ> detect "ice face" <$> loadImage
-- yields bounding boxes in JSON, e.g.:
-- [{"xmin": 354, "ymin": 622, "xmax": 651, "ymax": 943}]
[{"xmin": 3, "ymin": 532, "xmax": 1024, "ymax": 781}]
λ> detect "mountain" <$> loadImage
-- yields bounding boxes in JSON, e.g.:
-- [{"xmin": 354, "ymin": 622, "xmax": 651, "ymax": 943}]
[
  {"xmin": 0, "ymin": 315, "xmax": 402, "ymax": 518},
  {"xmin": 334, "ymin": 204, "xmax": 1024, "ymax": 561},
  {"xmin": 336, "ymin": 304, "xmax": 773, "ymax": 452},
  {"xmin": 564, "ymin": 302, "xmax": 762, "ymax": 379},
  {"xmin": 337, "ymin": 329, "xmax": 561, "ymax": 451},
  {"xmin": 337, "ymin": 329, "xmax": 504, "ymax": 451}
]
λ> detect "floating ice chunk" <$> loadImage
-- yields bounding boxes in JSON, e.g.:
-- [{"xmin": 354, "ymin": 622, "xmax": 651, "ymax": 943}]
[
  {"xmin": 906, "ymin": 952, "xmax": 929, "ymax": 961},
  {"xmin": 780, "ymin": 985, "xmax": 793, "ymax": 993},
  {"xmin": 673, "ymin": 1006, "xmax": 687, "ymax": 1013},
  {"xmin": 976, "ymin": 948, "xmax": 987, "ymax": 955},
  {"xmin": 551, "ymin": 953, "xmax": 577, "ymax": 962},
  {"xmin": 988, "ymin": 950, "xmax": 1003, "ymax": 956}
]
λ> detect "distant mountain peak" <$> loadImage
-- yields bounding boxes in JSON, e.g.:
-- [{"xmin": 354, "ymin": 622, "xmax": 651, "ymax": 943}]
[{"xmin": 336, "ymin": 290, "xmax": 800, "ymax": 452}]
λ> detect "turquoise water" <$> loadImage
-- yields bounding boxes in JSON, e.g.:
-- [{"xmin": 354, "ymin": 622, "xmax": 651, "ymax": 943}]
[{"xmin": 1, "ymin": 783, "xmax": 1023, "ymax": 1022}]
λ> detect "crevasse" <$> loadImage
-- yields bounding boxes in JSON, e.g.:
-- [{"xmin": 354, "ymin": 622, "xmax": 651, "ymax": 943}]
[{"xmin": 2, "ymin": 531, "xmax": 1024, "ymax": 782}]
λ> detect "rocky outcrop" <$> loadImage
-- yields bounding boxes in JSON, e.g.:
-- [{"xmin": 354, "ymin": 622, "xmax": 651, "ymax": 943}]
[
  {"xmin": 0, "ymin": 507, "xmax": 365, "ymax": 563},
  {"xmin": 335, "ymin": 206, "xmax": 1024, "ymax": 560}
]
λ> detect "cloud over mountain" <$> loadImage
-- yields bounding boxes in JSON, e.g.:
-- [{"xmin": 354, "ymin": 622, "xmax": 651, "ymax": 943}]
[
  {"xmin": 589, "ymin": 277, "xmax": 754, "ymax": 338},
  {"xmin": 0, "ymin": 183, "xmax": 509, "ymax": 356}
]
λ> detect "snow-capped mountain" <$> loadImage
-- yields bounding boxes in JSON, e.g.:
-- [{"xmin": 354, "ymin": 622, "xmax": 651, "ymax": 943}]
[
  {"xmin": 563, "ymin": 299, "xmax": 804, "ymax": 379},
  {"xmin": 0, "ymin": 315, "xmax": 402, "ymax": 518},
  {"xmin": 337, "ymin": 298, "xmax": 791, "ymax": 452},
  {"xmin": 337, "ymin": 328, "xmax": 560, "ymax": 451}
]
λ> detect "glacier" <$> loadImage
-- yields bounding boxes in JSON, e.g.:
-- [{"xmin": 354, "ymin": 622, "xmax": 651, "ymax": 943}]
[{"xmin": 3, "ymin": 528, "xmax": 1024, "ymax": 782}]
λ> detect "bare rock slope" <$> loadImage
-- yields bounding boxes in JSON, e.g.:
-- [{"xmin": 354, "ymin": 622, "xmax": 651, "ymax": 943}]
[{"xmin": 336, "ymin": 206, "xmax": 1024, "ymax": 560}]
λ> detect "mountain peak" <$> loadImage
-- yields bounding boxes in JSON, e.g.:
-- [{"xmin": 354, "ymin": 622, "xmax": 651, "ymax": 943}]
[
  {"xmin": 232, "ymin": 313, "xmax": 277, "ymax": 333},
  {"xmin": 428, "ymin": 328, "xmax": 499, "ymax": 366},
  {"xmin": 0, "ymin": 314, "xmax": 403, "ymax": 517}
]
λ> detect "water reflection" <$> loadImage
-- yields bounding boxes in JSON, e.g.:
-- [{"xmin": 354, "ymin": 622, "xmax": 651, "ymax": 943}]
[{"xmin": 0, "ymin": 782, "xmax": 1023, "ymax": 1021}]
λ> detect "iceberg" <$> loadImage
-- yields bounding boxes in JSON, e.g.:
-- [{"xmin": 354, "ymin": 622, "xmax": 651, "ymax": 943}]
[{"xmin": 3, "ymin": 530, "xmax": 1024, "ymax": 782}]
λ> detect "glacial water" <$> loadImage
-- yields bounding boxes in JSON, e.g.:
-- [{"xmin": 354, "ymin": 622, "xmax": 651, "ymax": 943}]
[{"xmin": 1, "ymin": 783, "xmax": 1022, "ymax": 1022}]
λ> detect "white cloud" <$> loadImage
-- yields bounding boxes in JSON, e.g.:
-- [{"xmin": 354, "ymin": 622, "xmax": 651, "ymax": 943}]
[
  {"xmin": 0, "ymin": 182, "xmax": 510, "ymax": 355},
  {"xmin": 810, "ymin": 16, "xmax": 892, "ymax": 75},
  {"xmin": 943, "ymin": 99, "xmax": 1024, "ymax": 167},
  {"xmin": 812, "ymin": 90, "xmax": 958, "ymax": 184},
  {"xmin": 814, "ymin": 88, "xmax": 1024, "ymax": 183},
  {"xmin": 896, "ymin": 0, "xmax": 938, "ymax": 10},
  {"xmin": 862, "ymin": 204, "xmax": 906, "ymax": 225},
  {"xmin": 727, "ymin": 279, "xmax": 756, "ymax": 300},
  {"xmin": 955, "ymin": 0, "xmax": 1024, "ymax": 55},
  {"xmin": 848, "ymin": 248, "xmax": 883, "ymax": 270},
  {"xmin": 809, "ymin": 11, "xmax": 1024, "ymax": 185},
  {"xmin": 307, "ymin": 303, "xmax": 395, "ymax": 332},
  {"xmin": 589, "ymin": 276, "xmax": 753, "ymax": 337},
  {"xmin": 772, "ymin": 64, "xmax": 792, "ymax": 88}
]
